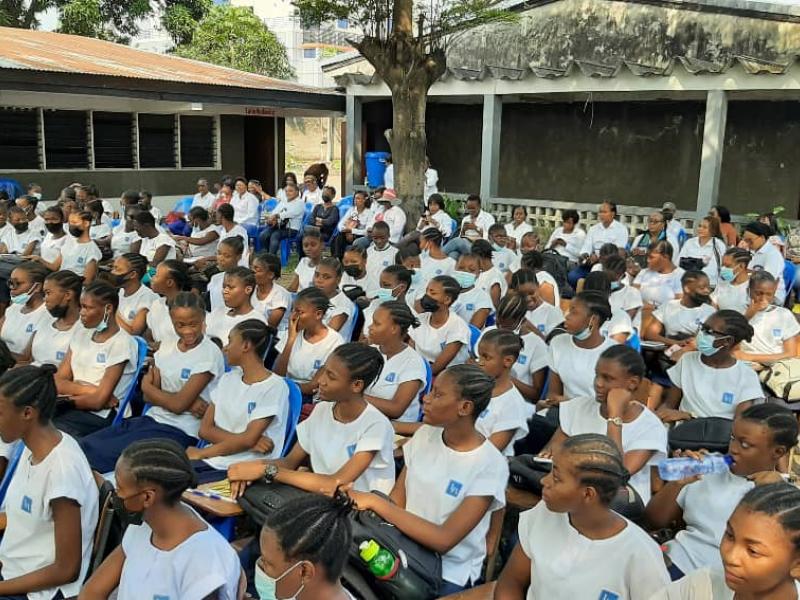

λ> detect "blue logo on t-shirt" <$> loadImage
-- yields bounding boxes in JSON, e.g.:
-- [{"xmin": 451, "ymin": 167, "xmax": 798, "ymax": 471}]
[
  {"xmin": 247, "ymin": 401, "xmax": 256, "ymax": 415},
  {"xmin": 499, "ymin": 262, "xmax": 506, "ymax": 270},
  {"xmin": 440, "ymin": 342, "xmax": 446, "ymax": 350},
  {"xmin": 180, "ymin": 368, "xmax": 191, "ymax": 380},
  {"xmin": 466, "ymin": 303, "xmax": 474, "ymax": 311},
  {"xmin": 153, "ymin": 596, "xmax": 170, "ymax": 600},
  {"xmin": 722, "ymin": 392, "xmax": 734, "ymax": 405},
  {"xmin": 599, "ymin": 591, "xmax": 620, "ymax": 600},
  {"xmin": 347, "ymin": 443, "xmax": 357, "ymax": 457},
  {"xmin": 21, "ymin": 495, "xmax": 32, "ymax": 513},
  {"xmin": 382, "ymin": 260, "xmax": 389, "ymax": 267},
  {"xmin": 96, "ymin": 353, "xmax": 106, "ymax": 364},
  {"xmin": 77, "ymin": 256, "xmax": 85, "ymax": 264},
  {"xmin": 128, "ymin": 310, "xmax": 136, "ymax": 320},
  {"xmin": 385, "ymin": 372, "xmax": 396, "ymax": 383},
  {"xmin": 537, "ymin": 324, "xmax": 545, "ymax": 333},
  {"xmin": 445, "ymin": 480, "xmax": 463, "ymax": 498},
  {"xmin": 435, "ymin": 269, "xmax": 443, "ymax": 275},
  {"xmin": 517, "ymin": 355, "xmax": 528, "ymax": 365},
  {"xmin": 773, "ymin": 328, "xmax": 783, "ymax": 338},
  {"xmin": 313, "ymin": 359, "xmax": 322, "ymax": 369},
  {"xmin": 25, "ymin": 323, "xmax": 33, "ymax": 333},
  {"xmin": 56, "ymin": 351, "xmax": 65, "ymax": 361}
]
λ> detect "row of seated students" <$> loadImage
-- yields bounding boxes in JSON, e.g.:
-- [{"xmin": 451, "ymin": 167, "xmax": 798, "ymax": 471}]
[{"xmin": 0, "ymin": 194, "xmax": 797, "ymax": 598}]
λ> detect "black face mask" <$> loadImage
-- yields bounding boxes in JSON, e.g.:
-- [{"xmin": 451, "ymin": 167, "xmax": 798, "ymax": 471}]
[
  {"xmin": 111, "ymin": 272, "xmax": 130, "ymax": 287},
  {"xmin": 111, "ymin": 491, "xmax": 145, "ymax": 527},
  {"xmin": 48, "ymin": 303, "xmax": 69, "ymax": 319},
  {"xmin": 690, "ymin": 292, "xmax": 711, "ymax": 306},
  {"xmin": 45, "ymin": 222, "xmax": 63, "ymax": 234},
  {"xmin": 68, "ymin": 226, "xmax": 83, "ymax": 238},
  {"xmin": 343, "ymin": 265, "xmax": 362, "ymax": 278},
  {"xmin": 420, "ymin": 294, "xmax": 440, "ymax": 313},
  {"xmin": 13, "ymin": 223, "xmax": 28, "ymax": 233}
]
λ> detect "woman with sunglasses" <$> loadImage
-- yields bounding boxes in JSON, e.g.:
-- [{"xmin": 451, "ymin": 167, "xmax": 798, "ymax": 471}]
[{"xmin": 656, "ymin": 310, "xmax": 764, "ymax": 424}]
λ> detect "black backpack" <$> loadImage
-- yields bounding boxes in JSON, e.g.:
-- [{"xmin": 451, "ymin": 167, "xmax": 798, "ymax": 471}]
[{"xmin": 541, "ymin": 249, "xmax": 574, "ymax": 298}]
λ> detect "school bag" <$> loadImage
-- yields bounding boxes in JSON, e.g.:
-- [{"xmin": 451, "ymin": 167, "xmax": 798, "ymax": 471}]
[
  {"xmin": 668, "ymin": 417, "xmax": 732, "ymax": 453},
  {"xmin": 541, "ymin": 249, "xmax": 574, "ymax": 298},
  {"xmin": 759, "ymin": 357, "xmax": 800, "ymax": 402}
]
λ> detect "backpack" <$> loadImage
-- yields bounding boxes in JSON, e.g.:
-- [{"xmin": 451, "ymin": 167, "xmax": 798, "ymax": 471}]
[
  {"xmin": 541, "ymin": 249, "xmax": 573, "ymax": 298},
  {"xmin": 760, "ymin": 358, "xmax": 800, "ymax": 402}
]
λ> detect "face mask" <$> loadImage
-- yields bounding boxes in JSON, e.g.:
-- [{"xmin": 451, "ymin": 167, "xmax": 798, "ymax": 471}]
[
  {"xmin": 574, "ymin": 318, "xmax": 594, "ymax": 341},
  {"xmin": 374, "ymin": 287, "xmax": 396, "ymax": 303},
  {"xmin": 610, "ymin": 281, "xmax": 623, "ymax": 291},
  {"xmin": 695, "ymin": 329, "xmax": 722, "ymax": 357},
  {"xmin": 68, "ymin": 226, "xmax": 83, "ymax": 238},
  {"xmin": 11, "ymin": 283, "xmax": 37, "ymax": 306},
  {"xmin": 255, "ymin": 560, "xmax": 305, "ymax": 600},
  {"xmin": 95, "ymin": 307, "xmax": 110, "ymax": 333},
  {"xmin": 720, "ymin": 266, "xmax": 735, "ymax": 282},
  {"xmin": 111, "ymin": 272, "xmax": 130, "ymax": 288},
  {"xmin": 420, "ymin": 294, "xmax": 440, "ymax": 313},
  {"xmin": 690, "ymin": 293, "xmax": 711, "ymax": 306},
  {"xmin": 12, "ymin": 223, "xmax": 27, "ymax": 233},
  {"xmin": 452, "ymin": 270, "xmax": 477, "ymax": 289},
  {"xmin": 492, "ymin": 243, "xmax": 504, "ymax": 252},
  {"xmin": 111, "ymin": 491, "xmax": 145, "ymax": 527},
  {"xmin": 45, "ymin": 222, "xmax": 63, "ymax": 234},
  {"xmin": 410, "ymin": 270, "xmax": 422, "ymax": 285},
  {"xmin": 48, "ymin": 303, "xmax": 69, "ymax": 319},
  {"xmin": 343, "ymin": 264, "xmax": 362, "ymax": 278}
]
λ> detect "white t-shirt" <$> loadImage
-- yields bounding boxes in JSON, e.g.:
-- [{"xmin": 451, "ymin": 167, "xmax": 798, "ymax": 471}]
[
  {"xmin": 69, "ymin": 327, "xmax": 138, "ymax": 418},
  {"xmin": 286, "ymin": 327, "xmax": 344, "ymax": 383},
  {"xmin": 403, "ymin": 425, "xmax": 508, "ymax": 586},
  {"xmin": 31, "ymin": 320, "xmax": 83, "ymax": 367},
  {"xmin": 519, "ymin": 502, "xmax": 669, "ymax": 600},
  {"xmin": 146, "ymin": 296, "xmax": 179, "ymax": 347},
  {"xmin": 477, "ymin": 326, "xmax": 549, "ymax": 393},
  {"xmin": 40, "ymin": 232, "xmax": 70, "ymax": 263},
  {"xmin": 0, "ymin": 434, "xmax": 99, "ymax": 600},
  {"xmin": 653, "ymin": 300, "xmax": 715, "ymax": 338},
  {"xmin": 89, "ymin": 222, "xmax": 112, "ymax": 240},
  {"xmin": 547, "ymin": 226, "xmax": 587, "ymax": 262},
  {"xmin": 548, "ymin": 335, "xmax": 618, "ymax": 399},
  {"xmin": 492, "ymin": 246, "xmax": 516, "ymax": 273},
  {"xmin": 118, "ymin": 284, "xmax": 159, "ymax": 326},
  {"xmin": 476, "ymin": 386, "xmax": 529, "ymax": 456},
  {"xmin": 366, "ymin": 346, "xmax": 427, "ymax": 423},
  {"xmin": 650, "ymin": 567, "xmax": 800, "ymax": 600},
  {"xmin": 1, "ymin": 302, "xmax": 51, "ymax": 354},
  {"xmin": 139, "ymin": 232, "xmax": 177, "ymax": 263},
  {"xmin": 580, "ymin": 220, "xmax": 630, "ymax": 256},
  {"xmin": 452, "ymin": 287, "xmax": 494, "ymax": 326},
  {"xmin": 217, "ymin": 225, "xmax": 250, "ymax": 266},
  {"xmin": 460, "ymin": 210, "xmax": 495, "ymax": 239},
  {"xmin": 189, "ymin": 224, "xmax": 219, "ymax": 258},
  {"xmin": 366, "ymin": 245, "xmax": 398, "ymax": 282},
  {"xmin": 324, "ymin": 290, "xmax": 356, "ymax": 341},
  {"xmin": 536, "ymin": 271, "xmax": 562, "ymax": 307},
  {"xmin": 477, "ymin": 267, "xmax": 508, "ymax": 298},
  {"xmin": 420, "ymin": 255, "xmax": 456, "ymax": 279},
  {"xmin": 207, "ymin": 271, "xmax": 225, "ymax": 313},
  {"xmin": 1, "ymin": 226, "xmax": 43, "ymax": 253},
  {"xmin": 110, "ymin": 229, "xmax": 140, "ymax": 258},
  {"xmin": 230, "ymin": 191, "xmax": 259, "ymax": 225},
  {"xmin": 296, "ymin": 401, "xmax": 394, "ymax": 493},
  {"xmin": 251, "ymin": 284, "xmax": 292, "ymax": 341},
  {"xmin": 505, "ymin": 222, "xmax": 533, "ymax": 247},
  {"xmin": 206, "ymin": 307, "xmax": 267, "ymax": 347},
  {"xmin": 711, "ymin": 279, "xmax": 750, "ymax": 314},
  {"xmin": 679, "ymin": 237, "xmax": 726, "ymax": 287},
  {"xmin": 750, "ymin": 241, "xmax": 786, "ymax": 304},
  {"xmin": 559, "ymin": 396, "xmax": 667, "ymax": 504},
  {"xmin": 147, "ymin": 337, "xmax": 225, "ymax": 438},
  {"xmin": 666, "ymin": 471, "xmax": 754, "ymax": 573},
  {"xmin": 293, "ymin": 257, "xmax": 317, "ymax": 292},
  {"xmin": 118, "ymin": 509, "xmax": 240, "ymax": 600},
  {"xmin": 382, "ymin": 206, "xmax": 407, "ymax": 244},
  {"xmin": 634, "ymin": 268, "xmax": 685, "ymax": 308},
  {"xmin": 203, "ymin": 371, "xmax": 289, "ymax": 470},
  {"xmin": 610, "ymin": 284, "xmax": 644, "ymax": 330},
  {"xmin": 668, "ymin": 352, "xmax": 763, "ymax": 419},
  {"xmin": 192, "ymin": 191, "xmax": 216, "ymax": 211},
  {"xmin": 742, "ymin": 305, "xmax": 800, "ymax": 356},
  {"xmin": 60, "ymin": 239, "xmax": 102, "ymax": 276},
  {"xmin": 409, "ymin": 312, "xmax": 471, "ymax": 366},
  {"xmin": 526, "ymin": 301, "xmax": 564, "ymax": 337}
]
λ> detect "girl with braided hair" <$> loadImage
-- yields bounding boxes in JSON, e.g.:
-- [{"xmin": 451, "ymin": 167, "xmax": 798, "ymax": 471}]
[{"xmin": 112, "ymin": 252, "xmax": 158, "ymax": 336}]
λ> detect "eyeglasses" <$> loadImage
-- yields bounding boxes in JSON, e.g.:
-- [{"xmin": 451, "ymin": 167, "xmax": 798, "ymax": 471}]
[{"xmin": 700, "ymin": 324, "xmax": 728, "ymax": 337}]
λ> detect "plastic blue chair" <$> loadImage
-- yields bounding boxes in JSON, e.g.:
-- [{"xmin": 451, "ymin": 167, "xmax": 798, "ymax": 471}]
[
  {"xmin": 417, "ymin": 360, "xmax": 434, "ymax": 421},
  {"xmin": 346, "ymin": 303, "xmax": 360, "ymax": 342},
  {"xmin": 626, "ymin": 330, "xmax": 641, "ymax": 352},
  {"xmin": 469, "ymin": 324, "xmax": 482, "ymax": 356},
  {"xmin": 485, "ymin": 313, "xmax": 496, "ymax": 327},
  {"xmin": 0, "ymin": 442, "xmax": 24, "ymax": 506},
  {"xmin": 173, "ymin": 196, "xmax": 194, "ymax": 214},
  {"xmin": 280, "ymin": 203, "xmax": 314, "ymax": 265},
  {"xmin": 784, "ymin": 260, "xmax": 796, "ymax": 299},
  {"xmin": 112, "ymin": 336, "xmax": 149, "ymax": 426},
  {"xmin": 337, "ymin": 195, "xmax": 353, "ymax": 209},
  {"xmin": 282, "ymin": 379, "xmax": 303, "ymax": 457}
]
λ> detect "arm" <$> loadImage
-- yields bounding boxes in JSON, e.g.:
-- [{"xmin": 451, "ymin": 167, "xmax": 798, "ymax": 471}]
[
  {"xmin": 327, "ymin": 312, "xmax": 347, "ymax": 332},
  {"xmin": 79, "ymin": 545, "xmax": 125, "ymax": 600},
  {"xmin": 546, "ymin": 372, "xmax": 564, "ymax": 404},
  {"xmin": 117, "ymin": 308, "xmax": 149, "ymax": 336},
  {"xmin": 22, "ymin": 240, "xmax": 38, "ymax": 257},
  {"xmin": 185, "ymin": 230, "xmax": 219, "ymax": 246},
  {"xmin": 644, "ymin": 317, "xmax": 684, "ymax": 346},
  {"xmin": 272, "ymin": 315, "xmax": 298, "ymax": 376},
  {"xmin": 266, "ymin": 307, "xmax": 286, "ymax": 330},
  {"xmin": 489, "ymin": 283, "xmax": 501, "ymax": 308},
  {"xmin": 194, "ymin": 406, "xmax": 272, "ymax": 458},
  {"xmin": 511, "ymin": 369, "xmax": 545, "ymax": 404},
  {"xmin": 151, "ymin": 244, "xmax": 170, "ymax": 267},
  {"xmin": 142, "ymin": 368, "xmax": 214, "ymax": 415},
  {"xmin": 365, "ymin": 380, "xmax": 421, "ymax": 420},
  {"xmin": 286, "ymin": 274, "xmax": 300, "ymax": 294},
  {"xmin": 431, "ymin": 341, "xmax": 463, "ymax": 376},
  {"xmin": 644, "ymin": 480, "xmax": 690, "ymax": 529},
  {"xmin": 469, "ymin": 308, "xmax": 491, "ymax": 329},
  {"xmin": 273, "ymin": 450, "xmax": 378, "ymax": 496},
  {"xmin": 83, "ymin": 259, "xmax": 98, "ymax": 284},
  {"xmin": 130, "ymin": 239, "xmax": 142, "ymax": 255},
  {"xmin": 488, "ymin": 430, "xmax": 515, "ymax": 454},
  {"xmin": 539, "ymin": 427, "xmax": 567, "ymax": 458},
  {"xmin": 538, "ymin": 282, "xmax": 556, "ymax": 306},
  {"xmin": 35, "ymin": 253, "xmax": 63, "ymax": 272},
  {"xmin": 735, "ymin": 336, "xmax": 798, "ymax": 364},
  {"xmin": 494, "ymin": 543, "xmax": 531, "ymax": 600}
]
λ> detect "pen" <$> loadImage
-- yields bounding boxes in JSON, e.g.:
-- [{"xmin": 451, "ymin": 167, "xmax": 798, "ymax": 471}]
[{"xmin": 187, "ymin": 489, "xmax": 238, "ymax": 504}]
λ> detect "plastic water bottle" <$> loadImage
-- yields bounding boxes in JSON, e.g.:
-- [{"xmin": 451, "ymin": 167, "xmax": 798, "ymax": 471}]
[
  {"xmin": 658, "ymin": 454, "xmax": 733, "ymax": 481},
  {"xmin": 359, "ymin": 540, "xmax": 399, "ymax": 580}
]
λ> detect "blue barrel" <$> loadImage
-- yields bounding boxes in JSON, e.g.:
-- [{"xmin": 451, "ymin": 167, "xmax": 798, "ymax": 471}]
[{"xmin": 365, "ymin": 151, "xmax": 390, "ymax": 188}]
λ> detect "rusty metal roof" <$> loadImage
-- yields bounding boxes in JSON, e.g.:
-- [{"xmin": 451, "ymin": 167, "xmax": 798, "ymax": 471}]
[{"xmin": 0, "ymin": 26, "xmax": 336, "ymax": 95}]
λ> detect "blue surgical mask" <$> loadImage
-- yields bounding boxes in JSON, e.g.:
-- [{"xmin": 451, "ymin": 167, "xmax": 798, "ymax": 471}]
[
  {"xmin": 452, "ymin": 270, "xmax": 477, "ymax": 289},
  {"xmin": 574, "ymin": 318, "xmax": 595, "ymax": 342},
  {"xmin": 719, "ymin": 266, "xmax": 735, "ymax": 283},
  {"xmin": 10, "ymin": 283, "xmax": 37, "ymax": 306},
  {"xmin": 374, "ymin": 287, "xmax": 396, "ymax": 303},
  {"xmin": 255, "ymin": 560, "xmax": 305, "ymax": 600},
  {"xmin": 410, "ymin": 270, "xmax": 422, "ymax": 285},
  {"xmin": 696, "ymin": 329, "xmax": 722, "ymax": 356},
  {"xmin": 95, "ymin": 307, "xmax": 110, "ymax": 334},
  {"xmin": 492, "ymin": 243, "xmax": 504, "ymax": 252}
]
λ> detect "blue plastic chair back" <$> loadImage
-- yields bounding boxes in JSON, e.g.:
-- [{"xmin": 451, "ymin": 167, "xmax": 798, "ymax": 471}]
[
  {"xmin": 113, "ymin": 336, "xmax": 149, "ymax": 426},
  {"xmin": 338, "ymin": 195, "xmax": 353, "ymax": 209},
  {"xmin": 338, "ymin": 204, "xmax": 351, "ymax": 221},
  {"xmin": 173, "ymin": 196, "xmax": 194, "ymax": 214},
  {"xmin": 417, "ymin": 359, "xmax": 433, "ymax": 421},
  {"xmin": 282, "ymin": 380, "xmax": 303, "ymax": 456},
  {"xmin": 485, "ymin": 313, "xmax": 496, "ymax": 327},
  {"xmin": 263, "ymin": 198, "xmax": 278, "ymax": 213},
  {"xmin": 784, "ymin": 260, "xmax": 796, "ymax": 298},
  {"xmin": 469, "ymin": 324, "xmax": 482, "ymax": 356},
  {"xmin": 0, "ymin": 441, "xmax": 24, "ymax": 506},
  {"xmin": 280, "ymin": 204, "xmax": 315, "ymax": 265},
  {"xmin": 678, "ymin": 229, "xmax": 688, "ymax": 248},
  {"xmin": 346, "ymin": 303, "xmax": 360, "ymax": 342},
  {"xmin": 626, "ymin": 330, "xmax": 642, "ymax": 352}
]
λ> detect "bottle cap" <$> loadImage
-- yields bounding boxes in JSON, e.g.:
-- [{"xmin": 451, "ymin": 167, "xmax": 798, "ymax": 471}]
[{"xmin": 359, "ymin": 540, "xmax": 379, "ymax": 562}]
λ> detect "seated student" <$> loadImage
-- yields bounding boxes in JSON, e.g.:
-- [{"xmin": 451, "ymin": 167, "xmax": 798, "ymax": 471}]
[
  {"xmin": 0, "ymin": 365, "xmax": 99, "ymax": 600},
  {"xmin": 474, "ymin": 329, "xmax": 529, "ymax": 455},
  {"xmin": 419, "ymin": 227, "xmax": 456, "ymax": 279},
  {"xmin": 313, "ymin": 257, "xmax": 356, "ymax": 340},
  {"xmin": 547, "ymin": 291, "xmax": 617, "ymax": 404},
  {"xmin": 56, "ymin": 209, "xmax": 102, "ymax": 282},
  {"xmin": 646, "ymin": 404, "xmax": 797, "ymax": 579},
  {"xmin": 396, "ymin": 245, "xmax": 424, "ymax": 303},
  {"xmin": 145, "ymin": 259, "xmax": 189, "ymax": 350},
  {"xmin": 250, "ymin": 251, "xmax": 291, "ymax": 347},
  {"xmin": 472, "ymin": 240, "xmax": 506, "ymax": 308},
  {"xmin": 510, "ymin": 268, "xmax": 563, "ymax": 338},
  {"xmin": 366, "ymin": 221, "xmax": 398, "ymax": 280},
  {"xmin": 509, "ymin": 231, "xmax": 543, "ymax": 273},
  {"xmin": 409, "ymin": 275, "xmax": 470, "ymax": 375},
  {"xmin": 345, "ymin": 364, "xmax": 508, "ymax": 596},
  {"xmin": 35, "ymin": 206, "xmax": 70, "ymax": 271},
  {"xmin": 229, "ymin": 343, "xmax": 394, "ymax": 497},
  {"xmin": 645, "ymin": 270, "xmax": 715, "ymax": 354},
  {"xmin": 187, "ymin": 319, "xmax": 288, "ymax": 484},
  {"xmin": 711, "ymin": 247, "xmax": 751, "ymax": 315},
  {"xmin": 605, "ymin": 254, "xmax": 644, "ymax": 330},
  {"xmin": 735, "ymin": 271, "xmax": 800, "ymax": 368},
  {"xmin": 333, "ymin": 190, "xmax": 372, "ymax": 258},
  {"xmin": 213, "ymin": 202, "xmax": 250, "ymax": 268},
  {"xmin": 0, "ymin": 262, "xmax": 50, "ymax": 363},
  {"xmin": 53, "ymin": 281, "xmax": 138, "ymax": 438},
  {"xmin": 80, "ymin": 293, "xmax": 224, "ymax": 474},
  {"xmin": 110, "ymin": 203, "xmax": 142, "ymax": 259},
  {"xmin": 131, "ymin": 210, "xmax": 176, "ymax": 266},
  {"xmin": 361, "ymin": 264, "xmax": 412, "ymax": 334},
  {"xmin": 634, "ymin": 240, "xmax": 685, "ymax": 309},
  {"xmin": 273, "ymin": 287, "xmax": 344, "ymax": 396},
  {"xmin": 0, "ymin": 205, "xmax": 42, "ymax": 256},
  {"xmin": 365, "ymin": 301, "xmax": 427, "ymax": 422},
  {"xmin": 415, "ymin": 193, "xmax": 455, "ymax": 239},
  {"xmin": 206, "ymin": 267, "xmax": 268, "ymax": 346},
  {"xmin": 174, "ymin": 206, "xmax": 219, "ymax": 259},
  {"xmin": 30, "ymin": 270, "xmax": 84, "ymax": 367},
  {"xmin": 340, "ymin": 245, "xmax": 373, "ymax": 293},
  {"xmin": 451, "ymin": 254, "xmax": 493, "ymax": 329},
  {"xmin": 658, "ymin": 310, "xmax": 763, "ymax": 424},
  {"xmin": 286, "ymin": 227, "xmax": 323, "ymax": 293},
  {"xmin": 583, "ymin": 271, "xmax": 634, "ymax": 344},
  {"xmin": 519, "ymin": 249, "xmax": 561, "ymax": 308},
  {"xmin": 80, "ymin": 440, "xmax": 241, "ymax": 600},
  {"xmin": 487, "ymin": 223, "xmax": 516, "ymax": 273},
  {"xmin": 208, "ymin": 236, "xmax": 245, "ymax": 312},
  {"xmin": 113, "ymin": 253, "xmax": 158, "ymax": 337},
  {"xmin": 542, "ymin": 346, "xmax": 667, "ymax": 504},
  {"xmin": 651, "ymin": 483, "xmax": 800, "ymax": 600},
  {"xmin": 495, "ymin": 434, "xmax": 669, "ymax": 599}
]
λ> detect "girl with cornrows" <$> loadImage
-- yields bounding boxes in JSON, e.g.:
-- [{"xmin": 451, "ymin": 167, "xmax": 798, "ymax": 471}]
[
  {"xmin": 0, "ymin": 261, "xmax": 50, "ymax": 364},
  {"xmin": 146, "ymin": 259, "xmax": 190, "ymax": 350},
  {"xmin": 30, "ymin": 270, "xmax": 83, "ymax": 367},
  {"xmin": 112, "ymin": 252, "xmax": 158, "ymax": 337},
  {"xmin": 711, "ymin": 247, "xmax": 752, "ymax": 314}
]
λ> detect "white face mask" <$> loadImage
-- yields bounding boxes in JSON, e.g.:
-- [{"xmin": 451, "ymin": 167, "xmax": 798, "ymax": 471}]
[{"xmin": 255, "ymin": 560, "xmax": 305, "ymax": 600}]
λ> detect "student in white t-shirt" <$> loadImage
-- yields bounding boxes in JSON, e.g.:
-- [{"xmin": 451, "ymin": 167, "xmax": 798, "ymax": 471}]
[
  {"xmin": 250, "ymin": 251, "xmax": 292, "ymax": 346},
  {"xmin": 36, "ymin": 206, "xmax": 71, "ymax": 271},
  {"xmin": 340, "ymin": 245, "xmax": 375, "ymax": 295},
  {"xmin": 365, "ymin": 301, "xmax": 427, "ymax": 422},
  {"xmin": 543, "ymin": 346, "xmax": 667, "ymax": 504},
  {"xmin": 645, "ymin": 270, "xmax": 715, "ymax": 352},
  {"xmin": 0, "ymin": 261, "xmax": 50, "ymax": 363},
  {"xmin": 206, "ymin": 267, "xmax": 268, "ymax": 347},
  {"xmin": 472, "ymin": 240, "xmax": 506, "ymax": 308},
  {"xmin": 419, "ymin": 227, "xmax": 457, "ymax": 280},
  {"xmin": 31, "ymin": 270, "xmax": 84, "ymax": 367},
  {"xmin": 0, "ymin": 365, "xmax": 99, "ymax": 600},
  {"xmin": 546, "ymin": 208, "xmax": 586, "ymax": 264},
  {"xmin": 583, "ymin": 271, "xmax": 635, "ymax": 343},
  {"xmin": 313, "ymin": 257, "xmax": 356, "ymax": 340},
  {"xmin": 54, "ymin": 281, "xmax": 138, "ymax": 438},
  {"xmin": 82, "ymin": 440, "xmax": 241, "ymax": 600},
  {"xmin": 229, "ymin": 343, "xmax": 394, "ymax": 497},
  {"xmin": 634, "ymin": 240, "xmax": 684, "ymax": 309},
  {"xmin": 488, "ymin": 224, "xmax": 516, "ymax": 274},
  {"xmin": 651, "ymin": 483, "xmax": 800, "ymax": 600},
  {"xmin": 145, "ymin": 259, "xmax": 189, "ymax": 351},
  {"xmin": 646, "ymin": 404, "xmax": 797, "ymax": 578},
  {"xmin": 659, "ymin": 310, "xmax": 764, "ymax": 424},
  {"xmin": 605, "ymin": 255, "xmax": 644, "ymax": 330},
  {"xmin": 495, "ymin": 434, "xmax": 669, "ymax": 599},
  {"xmin": 207, "ymin": 236, "xmax": 245, "ymax": 312},
  {"xmin": 58, "ymin": 209, "xmax": 102, "ymax": 282},
  {"xmin": 112, "ymin": 252, "xmax": 158, "ymax": 337},
  {"xmin": 735, "ymin": 271, "xmax": 800, "ymax": 368},
  {"xmin": 711, "ymin": 247, "xmax": 752, "ymax": 315},
  {"xmin": 365, "ymin": 222, "xmax": 399, "ymax": 284},
  {"xmin": 287, "ymin": 228, "xmax": 323, "ymax": 293},
  {"xmin": 109, "ymin": 204, "xmax": 142, "ymax": 259},
  {"xmin": 273, "ymin": 287, "xmax": 344, "ymax": 396},
  {"xmin": 359, "ymin": 265, "xmax": 414, "ymax": 336},
  {"xmin": 188, "ymin": 319, "xmax": 288, "ymax": 483},
  {"xmin": 510, "ymin": 268, "xmax": 563, "ymax": 339},
  {"xmin": 173, "ymin": 206, "xmax": 219, "ymax": 259},
  {"xmin": 346, "ymin": 364, "xmax": 508, "ymax": 595},
  {"xmin": 547, "ymin": 291, "xmax": 617, "ymax": 403},
  {"xmin": 131, "ymin": 210, "xmax": 176, "ymax": 266},
  {"xmin": 505, "ymin": 206, "xmax": 533, "ymax": 251},
  {"xmin": 79, "ymin": 293, "xmax": 224, "ymax": 474},
  {"xmin": 517, "ymin": 246, "xmax": 562, "ymax": 308},
  {"xmin": 474, "ymin": 330, "xmax": 530, "ymax": 456},
  {"xmin": 409, "ymin": 275, "xmax": 471, "ymax": 375},
  {"xmin": 451, "ymin": 254, "xmax": 493, "ymax": 328}
]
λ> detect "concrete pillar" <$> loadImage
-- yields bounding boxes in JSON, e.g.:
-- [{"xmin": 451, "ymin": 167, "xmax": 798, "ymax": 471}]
[
  {"xmin": 345, "ymin": 94, "xmax": 363, "ymax": 195},
  {"xmin": 327, "ymin": 117, "xmax": 336, "ymax": 162},
  {"xmin": 481, "ymin": 94, "xmax": 502, "ymax": 202},
  {"xmin": 696, "ymin": 90, "xmax": 728, "ymax": 218}
]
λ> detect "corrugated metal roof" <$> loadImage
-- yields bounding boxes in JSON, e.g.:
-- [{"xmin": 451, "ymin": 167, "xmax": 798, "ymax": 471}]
[{"xmin": 0, "ymin": 27, "xmax": 336, "ymax": 95}]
